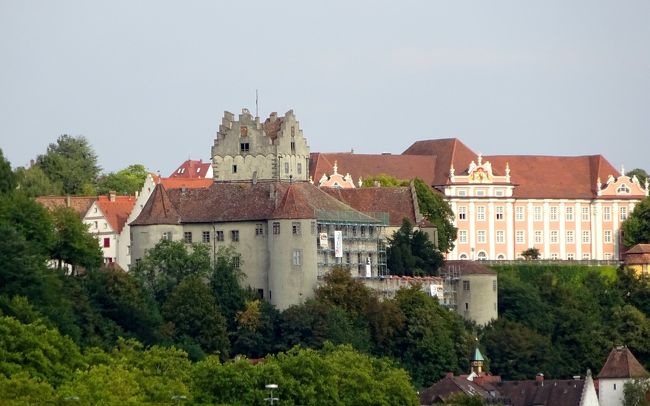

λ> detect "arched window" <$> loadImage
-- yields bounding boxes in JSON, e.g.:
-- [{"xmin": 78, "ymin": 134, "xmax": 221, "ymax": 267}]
[
  {"xmin": 477, "ymin": 251, "xmax": 488, "ymax": 261},
  {"xmin": 617, "ymin": 184, "xmax": 631, "ymax": 194},
  {"xmin": 459, "ymin": 253, "xmax": 468, "ymax": 260},
  {"xmin": 496, "ymin": 254, "xmax": 505, "ymax": 260}
]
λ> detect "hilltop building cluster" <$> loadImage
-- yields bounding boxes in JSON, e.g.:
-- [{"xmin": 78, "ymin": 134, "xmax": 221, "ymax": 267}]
[{"xmin": 36, "ymin": 108, "xmax": 648, "ymax": 323}]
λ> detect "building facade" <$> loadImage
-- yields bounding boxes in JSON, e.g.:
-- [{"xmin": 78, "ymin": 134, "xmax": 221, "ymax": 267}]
[{"xmin": 311, "ymin": 138, "xmax": 649, "ymax": 261}]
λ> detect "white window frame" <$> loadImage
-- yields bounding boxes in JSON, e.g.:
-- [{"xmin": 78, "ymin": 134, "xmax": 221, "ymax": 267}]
[
  {"xmin": 515, "ymin": 230, "xmax": 525, "ymax": 244},
  {"xmin": 515, "ymin": 206, "xmax": 524, "ymax": 221},
  {"xmin": 477, "ymin": 206, "xmax": 486, "ymax": 221},
  {"xmin": 458, "ymin": 230, "xmax": 468, "ymax": 244},
  {"xmin": 496, "ymin": 230, "xmax": 505, "ymax": 244},
  {"xmin": 458, "ymin": 206, "xmax": 467, "ymax": 221},
  {"xmin": 477, "ymin": 230, "xmax": 487, "ymax": 244}
]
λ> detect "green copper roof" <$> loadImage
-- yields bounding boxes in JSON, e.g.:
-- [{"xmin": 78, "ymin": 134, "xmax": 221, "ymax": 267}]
[{"xmin": 473, "ymin": 347, "xmax": 485, "ymax": 361}]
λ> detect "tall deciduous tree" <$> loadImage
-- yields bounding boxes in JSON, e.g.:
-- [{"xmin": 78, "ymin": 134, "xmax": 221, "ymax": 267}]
[
  {"xmin": 623, "ymin": 197, "xmax": 650, "ymax": 248},
  {"xmin": 627, "ymin": 168, "xmax": 649, "ymax": 187},
  {"xmin": 162, "ymin": 276, "xmax": 230, "ymax": 359},
  {"xmin": 97, "ymin": 164, "xmax": 148, "ymax": 195},
  {"xmin": 387, "ymin": 219, "xmax": 443, "ymax": 276},
  {"xmin": 36, "ymin": 134, "xmax": 100, "ymax": 195},
  {"xmin": 0, "ymin": 148, "xmax": 16, "ymax": 194},
  {"xmin": 14, "ymin": 165, "xmax": 63, "ymax": 197},
  {"xmin": 50, "ymin": 207, "xmax": 102, "ymax": 272},
  {"xmin": 413, "ymin": 178, "xmax": 457, "ymax": 253}
]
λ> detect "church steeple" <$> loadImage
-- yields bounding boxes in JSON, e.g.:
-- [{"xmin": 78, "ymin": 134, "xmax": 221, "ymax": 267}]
[{"xmin": 471, "ymin": 345, "xmax": 485, "ymax": 375}]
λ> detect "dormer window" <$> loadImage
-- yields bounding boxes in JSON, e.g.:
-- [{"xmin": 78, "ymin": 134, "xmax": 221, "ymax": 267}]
[{"xmin": 617, "ymin": 184, "xmax": 631, "ymax": 194}]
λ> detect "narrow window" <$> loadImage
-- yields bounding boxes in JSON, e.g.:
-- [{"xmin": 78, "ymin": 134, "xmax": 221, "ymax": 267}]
[
  {"xmin": 240, "ymin": 142, "xmax": 250, "ymax": 153},
  {"xmin": 103, "ymin": 238, "xmax": 110, "ymax": 248},
  {"xmin": 232, "ymin": 165, "xmax": 237, "ymax": 173},
  {"xmin": 202, "ymin": 231, "xmax": 210, "ymax": 243},
  {"xmin": 463, "ymin": 280, "xmax": 470, "ymax": 291},
  {"xmin": 216, "ymin": 230, "xmax": 224, "ymax": 241},
  {"xmin": 290, "ymin": 141, "xmax": 296, "ymax": 153},
  {"xmin": 292, "ymin": 249, "xmax": 302, "ymax": 266},
  {"xmin": 184, "ymin": 232, "xmax": 192, "ymax": 244},
  {"xmin": 231, "ymin": 230, "xmax": 239, "ymax": 242},
  {"xmin": 255, "ymin": 224, "xmax": 264, "ymax": 236},
  {"xmin": 292, "ymin": 222, "xmax": 301, "ymax": 235},
  {"xmin": 273, "ymin": 222, "xmax": 280, "ymax": 235}
]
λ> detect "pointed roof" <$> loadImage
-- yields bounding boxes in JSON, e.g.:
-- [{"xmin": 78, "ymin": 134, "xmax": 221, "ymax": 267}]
[
  {"xmin": 132, "ymin": 181, "xmax": 384, "ymax": 225},
  {"xmin": 95, "ymin": 195, "xmax": 136, "ymax": 233},
  {"xmin": 473, "ymin": 347, "xmax": 485, "ymax": 362},
  {"xmin": 169, "ymin": 159, "xmax": 212, "ymax": 178},
  {"xmin": 130, "ymin": 184, "xmax": 181, "ymax": 226},
  {"xmin": 402, "ymin": 138, "xmax": 478, "ymax": 185},
  {"xmin": 598, "ymin": 346, "xmax": 649, "ymax": 379}
]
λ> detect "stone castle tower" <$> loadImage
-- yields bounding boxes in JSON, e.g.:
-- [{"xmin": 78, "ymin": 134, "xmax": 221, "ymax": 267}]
[{"xmin": 211, "ymin": 109, "xmax": 310, "ymax": 182}]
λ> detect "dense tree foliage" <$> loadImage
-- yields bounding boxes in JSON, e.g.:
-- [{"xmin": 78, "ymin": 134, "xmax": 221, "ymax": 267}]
[
  {"xmin": 520, "ymin": 247, "xmax": 541, "ymax": 260},
  {"xmin": 97, "ymin": 164, "xmax": 148, "ymax": 195},
  {"xmin": 14, "ymin": 165, "xmax": 62, "ymax": 197},
  {"xmin": 627, "ymin": 168, "xmax": 649, "ymax": 187},
  {"xmin": 361, "ymin": 174, "xmax": 410, "ymax": 187},
  {"xmin": 623, "ymin": 196, "xmax": 650, "ymax": 248},
  {"xmin": 0, "ymin": 148, "xmax": 17, "ymax": 194},
  {"xmin": 36, "ymin": 135, "xmax": 101, "ymax": 195},
  {"xmin": 413, "ymin": 178, "xmax": 457, "ymax": 253},
  {"xmin": 388, "ymin": 219, "xmax": 443, "ymax": 276}
]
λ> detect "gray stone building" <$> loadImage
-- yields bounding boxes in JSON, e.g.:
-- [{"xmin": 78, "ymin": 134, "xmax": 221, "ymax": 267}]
[
  {"xmin": 440, "ymin": 260, "xmax": 498, "ymax": 325},
  {"xmin": 212, "ymin": 109, "xmax": 310, "ymax": 183}
]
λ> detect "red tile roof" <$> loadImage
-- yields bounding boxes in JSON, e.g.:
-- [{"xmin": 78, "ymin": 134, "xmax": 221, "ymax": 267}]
[
  {"xmin": 598, "ymin": 346, "xmax": 649, "ymax": 379},
  {"xmin": 131, "ymin": 184, "xmax": 181, "ymax": 226},
  {"xmin": 486, "ymin": 155, "xmax": 619, "ymax": 199},
  {"xmin": 310, "ymin": 152, "xmax": 437, "ymax": 186},
  {"xmin": 131, "ymin": 181, "xmax": 383, "ymax": 226},
  {"xmin": 160, "ymin": 177, "xmax": 213, "ymax": 190},
  {"xmin": 402, "ymin": 138, "xmax": 478, "ymax": 185},
  {"xmin": 322, "ymin": 187, "xmax": 418, "ymax": 227},
  {"xmin": 36, "ymin": 196, "xmax": 96, "ymax": 218},
  {"xmin": 624, "ymin": 244, "xmax": 650, "ymax": 265},
  {"xmin": 96, "ymin": 195, "xmax": 136, "ymax": 234},
  {"xmin": 169, "ymin": 159, "xmax": 212, "ymax": 178}
]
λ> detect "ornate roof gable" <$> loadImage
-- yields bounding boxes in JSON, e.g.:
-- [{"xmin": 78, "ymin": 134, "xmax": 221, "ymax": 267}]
[
  {"xmin": 597, "ymin": 168, "xmax": 649, "ymax": 198},
  {"xmin": 449, "ymin": 154, "xmax": 511, "ymax": 185}
]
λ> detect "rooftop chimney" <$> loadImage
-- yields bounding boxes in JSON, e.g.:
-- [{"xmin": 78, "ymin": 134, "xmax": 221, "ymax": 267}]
[
  {"xmin": 536, "ymin": 373, "xmax": 544, "ymax": 382},
  {"xmin": 109, "ymin": 191, "xmax": 116, "ymax": 202}
]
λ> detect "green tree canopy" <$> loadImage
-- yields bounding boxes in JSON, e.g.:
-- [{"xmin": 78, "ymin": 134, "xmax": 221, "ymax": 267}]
[
  {"xmin": 623, "ymin": 197, "xmax": 650, "ymax": 248},
  {"xmin": 14, "ymin": 165, "xmax": 62, "ymax": 197},
  {"xmin": 50, "ymin": 207, "xmax": 102, "ymax": 273},
  {"xmin": 36, "ymin": 134, "xmax": 100, "ymax": 195},
  {"xmin": 627, "ymin": 168, "xmax": 649, "ymax": 187},
  {"xmin": 361, "ymin": 174, "xmax": 410, "ymax": 187},
  {"xmin": 0, "ymin": 148, "xmax": 17, "ymax": 194},
  {"xmin": 97, "ymin": 164, "xmax": 148, "ymax": 195},
  {"xmin": 387, "ymin": 219, "xmax": 443, "ymax": 276},
  {"xmin": 521, "ymin": 247, "xmax": 541, "ymax": 260},
  {"xmin": 413, "ymin": 178, "xmax": 457, "ymax": 253}
]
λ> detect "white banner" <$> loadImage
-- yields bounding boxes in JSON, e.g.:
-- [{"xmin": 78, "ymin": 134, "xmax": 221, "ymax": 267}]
[
  {"xmin": 334, "ymin": 230, "xmax": 343, "ymax": 258},
  {"xmin": 319, "ymin": 232, "xmax": 329, "ymax": 248}
]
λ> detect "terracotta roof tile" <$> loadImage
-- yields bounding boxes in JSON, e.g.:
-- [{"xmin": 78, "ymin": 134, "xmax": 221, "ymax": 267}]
[
  {"xmin": 169, "ymin": 159, "xmax": 212, "ymax": 178},
  {"xmin": 402, "ymin": 138, "xmax": 478, "ymax": 185},
  {"xmin": 132, "ymin": 181, "xmax": 383, "ymax": 225},
  {"xmin": 36, "ymin": 196, "xmax": 96, "ymax": 218},
  {"xmin": 486, "ymin": 155, "xmax": 619, "ymax": 199},
  {"xmin": 160, "ymin": 177, "xmax": 213, "ymax": 189},
  {"xmin": 131, "ymin": 184, "xmax": 181, "ymax": 226},
  {"xmin": 598, "ymin": 346, "xmax": 649, "ymax": 379},
  {"xmin": 309, "ymin": 152, "xmax": 437, "ymax": 186},
  {"xmin": 96, "ymin": 195, "xmax": 136, "ymax": 233},
  {"xmin": 322, "ymin": 187, "xmax": 417, "ymax": 226}
]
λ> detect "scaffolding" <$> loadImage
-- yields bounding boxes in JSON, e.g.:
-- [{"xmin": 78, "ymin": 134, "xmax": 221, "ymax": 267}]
[
  {"xmin": 440, "ymin": 264, "xmax": 460, "ymax": 309},
  {"xmin": 315, "ymin": 210, "xmax": 389, "ymax": 278}
]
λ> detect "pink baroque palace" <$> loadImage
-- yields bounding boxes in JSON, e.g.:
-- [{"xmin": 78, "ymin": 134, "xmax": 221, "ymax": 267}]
[{"xmin": 310, "ymin": 138, "xmax": 649, "ymax": 261}]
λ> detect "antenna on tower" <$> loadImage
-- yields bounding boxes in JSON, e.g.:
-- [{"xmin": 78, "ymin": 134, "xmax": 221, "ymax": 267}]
[{"xmin": 255, "ymin": 89, "xmax": 259, "ymax": 118}]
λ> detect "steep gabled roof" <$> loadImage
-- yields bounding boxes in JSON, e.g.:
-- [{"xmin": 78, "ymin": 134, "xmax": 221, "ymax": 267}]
[
  {"xmin": 402, "ymin": 138, "xmax": 478, "ymax": 185},
  {"xmin": 95, "ymin": 196, "xmax": 136, "ymax": 233},
  {"xmin": 486, "ymin": 154, "xmax": 619, "ymax": 199},
  {"xmin": 309, "ymin": 152, "xmax": 437, "ymax": 186},
  {"xmin": 598, "ymin": 346, "xmax": 649, "ymax": 379},
  {"xmin": 130, "ymin": 184, "xmax": 181, "ymax": 226},
  {"xmin": 419, "ymin": 376, "xmax": 495, "ymax": 404},
  {"xmin": 322, "ymin": 187, "xmax": 418, "ymax": 227},
  {"xmin": 36, "ymin": 196, "xmax": 96, "ymax": 218},
  {"xmin": 134, "ymin": 181, "xmax": 383, "ymax": 225},
  {"xmin": 169, "ymin": 159, "xmax": 212, "ymax": 179},
  {"xmin": 160, "ymin": 177, "xmax": 213, "ymax": 189}
]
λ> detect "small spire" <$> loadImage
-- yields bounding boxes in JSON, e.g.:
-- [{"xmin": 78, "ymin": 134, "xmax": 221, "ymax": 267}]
[
  {"xmin": 333, "ymin": 161, "xmax": 338, "ymax": 175},
  {"xmin": 477, "ymin": 154, "xmax": 483, "ymax": 166},
  {"xmin": 621, "ymin": 164, "xmax": 625, "ymax": 176}
]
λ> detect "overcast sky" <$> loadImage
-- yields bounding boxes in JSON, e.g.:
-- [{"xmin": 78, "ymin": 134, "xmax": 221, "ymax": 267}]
[{"xmin": 1, "ymin": 1, "xmax": 649, "ymax": 177}]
